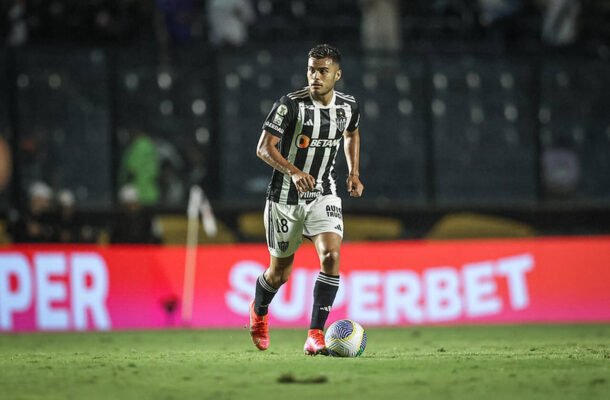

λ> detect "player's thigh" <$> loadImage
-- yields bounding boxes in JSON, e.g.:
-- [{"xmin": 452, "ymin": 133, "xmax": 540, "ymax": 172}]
[
  {"xmin": 264, "ymin": 200, "xmax": 304, "ymax": 258},
  {"xmin": 302, "ymin": 195, "xmax": 344, "ymax": 239}
]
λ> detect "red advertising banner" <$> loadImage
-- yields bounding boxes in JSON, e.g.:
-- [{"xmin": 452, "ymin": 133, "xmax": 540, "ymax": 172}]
[{"xmin": 1, "ymin": 236, "xmax": 609, "ymax": 332}]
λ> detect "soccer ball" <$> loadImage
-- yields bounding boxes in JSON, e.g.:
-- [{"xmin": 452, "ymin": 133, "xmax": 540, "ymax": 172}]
[{"xmin": 325, "ymin": 319, "xmax": 367, "ymax": 357}]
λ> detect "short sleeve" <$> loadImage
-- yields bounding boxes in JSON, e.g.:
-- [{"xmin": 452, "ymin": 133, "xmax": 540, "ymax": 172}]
[
  {"xmin": 262, "ymin": 96, "xmax": 296, "ymax": 137},
  {"xmin": 347, "ymin": 100, "xmax": 360, "ymax": 132}
]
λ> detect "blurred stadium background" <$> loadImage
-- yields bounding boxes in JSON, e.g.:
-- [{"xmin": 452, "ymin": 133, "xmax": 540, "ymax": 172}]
[
  {"xmin": 1, "ymin": 1, "xmax": 609, "ymax": 399},
  {"xmin": 1, "ymin": 0, "xmax": 610, "ymax": 245}
]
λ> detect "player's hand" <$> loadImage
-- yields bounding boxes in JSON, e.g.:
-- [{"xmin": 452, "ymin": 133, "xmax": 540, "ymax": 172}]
[
  {"xmin": 291, "ymin": 170, "xmax": 316, "ymax": 194},
  {"xmin": 347, "ymin": 174, "xmax": 364, "ymax": 198}
]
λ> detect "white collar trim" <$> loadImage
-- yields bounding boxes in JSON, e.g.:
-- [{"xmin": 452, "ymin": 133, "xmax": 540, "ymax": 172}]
[{"xmin": 309, "ymin": 90, "xmax": 336, "ymax": 108}]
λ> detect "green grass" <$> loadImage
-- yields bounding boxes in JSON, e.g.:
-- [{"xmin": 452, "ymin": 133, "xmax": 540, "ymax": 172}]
[{"xmin": 0, "ymin": 325, "xmax": 609, "ymax": 400}]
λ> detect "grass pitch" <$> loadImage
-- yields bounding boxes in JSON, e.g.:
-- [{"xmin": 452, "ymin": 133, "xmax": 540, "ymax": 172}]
[{"xmin": 0, "ymin": 324, "xmax": 608, "ymax": 400}]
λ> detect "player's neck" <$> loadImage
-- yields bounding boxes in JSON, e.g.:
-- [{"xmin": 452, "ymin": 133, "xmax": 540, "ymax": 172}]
[{"xmin": 310, "ymin": 88, "xmax": 334, "ymax": 106}]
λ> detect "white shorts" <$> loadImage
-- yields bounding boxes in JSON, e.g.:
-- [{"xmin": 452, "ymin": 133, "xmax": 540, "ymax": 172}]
[{"xmin": 264, "ymin": 195, "xmax": 344, "ymax": 257}]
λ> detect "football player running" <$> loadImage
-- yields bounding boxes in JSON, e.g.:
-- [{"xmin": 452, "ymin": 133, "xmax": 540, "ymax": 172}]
[{"xmin": 250, "ymin": 44, "xmax": 364, "ymax": 355}]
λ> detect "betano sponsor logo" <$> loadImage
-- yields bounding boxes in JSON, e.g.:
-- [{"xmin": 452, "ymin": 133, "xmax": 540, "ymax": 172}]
[
  {"xmin": 310, "ymin": 138, "xmax": 341, "ymax": 148},
  {"xmin": 295, "ymin": 134, "xmax": 310, "ymax": 148},
  {"xmin": 295, "ymin": 136, "xmax": 341, "ymax": 149}
]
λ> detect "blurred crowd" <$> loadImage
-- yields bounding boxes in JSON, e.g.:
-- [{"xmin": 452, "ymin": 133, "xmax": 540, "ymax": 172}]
[
  {"xmin": 1, "ymin": 130, "xmax": 162, "ymax": 244},
  {"xmin": 1, "ymin": 0, "xmax": 606, "ymax": 245},
  {"xmin": 6, "ymin": 181, "xmax": 162, "ymax": 244},
  {"xmin": 1, "ymin": 0, "xmax": 596, "ymax": 51}
]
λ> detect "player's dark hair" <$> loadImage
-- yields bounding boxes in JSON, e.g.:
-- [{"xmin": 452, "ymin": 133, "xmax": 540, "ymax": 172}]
[{"xmin": 308, "ymin": 44, "xmax": 342, "ymax": 65}]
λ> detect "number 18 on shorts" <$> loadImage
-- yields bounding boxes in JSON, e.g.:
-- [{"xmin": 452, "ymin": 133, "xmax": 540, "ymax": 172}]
[{"xmin": 264, "ymin": 195, "xmax": 344, "ymax": 258}]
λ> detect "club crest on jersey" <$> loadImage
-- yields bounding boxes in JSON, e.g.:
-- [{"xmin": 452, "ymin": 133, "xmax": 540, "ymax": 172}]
[
  {"xmin": 276, "ymin": 104, "xmax": 288, "ymax": 116},
  {"xmin": 272, "ymin": 104, "xmax": 288, "ymax": 126},
  {"xmin": 336, "ymin": 109, "xmax": 347, "ymax": 132},
  {"xmin": 295, "ymin": 134, "xmax": 310, "ymax": 148},
  {"xmin": 277, "ymin": 241, "xmax": 289, "ymax": 252}
]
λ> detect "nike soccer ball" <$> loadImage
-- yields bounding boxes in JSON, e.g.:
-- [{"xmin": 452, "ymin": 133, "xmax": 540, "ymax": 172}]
[{"xmin": 325, "ymin": 319, "xmax": 367, "ymax": 357}]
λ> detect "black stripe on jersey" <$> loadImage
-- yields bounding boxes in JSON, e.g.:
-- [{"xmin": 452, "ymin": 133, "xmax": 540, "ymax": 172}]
[
  {"xmin": 286, "ymin": 106, "xmax": 315, "ymax": 204},
  {"xmin": 269, "ymin": 119, "xmax": 294, "ymax": 194},
  {"xmin": 267, "ymin": 111, "xmax": 297, "ymax": 199},
  {"xmin": 307, "ymin": 109, "xmax": 331, "ymax": 183},
  {"xmin": 266, "ymin": 88, "xmax": 309, "ymax": 204},
  {"xmin": 267, "ymin": 201, "xmax": 274, "ymax": 248},
  {"xmin": 320, "ymin": 146, "xmax": 339, "ymax": 195}
]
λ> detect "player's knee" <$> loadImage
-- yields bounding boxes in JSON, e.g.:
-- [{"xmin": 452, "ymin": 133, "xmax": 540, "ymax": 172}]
[{"xmin": 319, "ymin": 249, "xmax": 340, "ymax": 270}]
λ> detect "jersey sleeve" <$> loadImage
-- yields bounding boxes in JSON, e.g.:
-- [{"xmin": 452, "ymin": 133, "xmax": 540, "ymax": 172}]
[
  {"xmin": 262, "ymin": 96, "xmax": 297, "ymax": 137},
  {"xmin": 347, "ymin": 100, "xmax": 360, "ymax": 132}
]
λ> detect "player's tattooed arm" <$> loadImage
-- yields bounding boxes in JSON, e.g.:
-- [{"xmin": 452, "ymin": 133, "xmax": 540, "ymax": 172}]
[
  {"xmin": 256, "ymin": 130, "xmax": 316, "ymax": 193},
  {"xmin": 343, "ymin": 127, "xmax": 364, "ymax": 198}
]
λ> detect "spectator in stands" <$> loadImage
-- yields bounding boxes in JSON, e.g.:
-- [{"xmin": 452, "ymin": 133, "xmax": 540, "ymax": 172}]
[
  {"xmin": 155, "ymin": 138, "xmax": 186, "ymax": 205},
  {"xmin": 477, "ymin": 0, "xmax": 526, "ymax": 48},
  {"xmin": 360, "ymin": 0, "xmax": 402, "ymax": 52},
  {"xmin": 89, "ymin": 0, "xmax": 152, "ymax": 43},
  {"xmin": 55, "ymin": 189, "xmax": 96, "ymax": 243},
  {"xmin": 155, "ymin": 0, "xmax": 202, "ymax": 65},
  {"xmin": 8, "ymin": 181, "xmax": 57, "ymax": 243},
  {"xmin": 56, "ymin": 189, "xmax": 77, "ymax": 243},
  {"xmin": 118, "ymin": 130, "xmax": 160, "ymax": 206},
  {"xmin": 536, "ymin": 0, "xmax": 580, "ymax": 46},
  {"xmin": 5, "ymin": 0, "xmax": 28, "ymax": 46},
  {"xmin": 207, "ymin": 0, "xmax": 255, "ymax": 47},
  {"xmin": 478, "ymin": 0, "xmax": 523, "ymax": 27},
  {"xmin": 110, "ymin": 184, "xmax": 162, "ymax": 244}
]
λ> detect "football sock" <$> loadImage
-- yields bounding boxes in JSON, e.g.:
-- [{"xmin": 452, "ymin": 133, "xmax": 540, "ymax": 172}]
[
  {"xmin": 254, "ymin": 272, "xmax": 278, "ymax": 316},
  {"xmin": 310, "ymin": 272, "xmax": 340, "ymax": 330}
]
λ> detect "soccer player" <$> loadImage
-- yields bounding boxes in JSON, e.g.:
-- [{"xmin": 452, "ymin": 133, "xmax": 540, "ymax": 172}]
[{"xmin": 250, "ymin": 44, "xmax": 364, "ymax": 355}]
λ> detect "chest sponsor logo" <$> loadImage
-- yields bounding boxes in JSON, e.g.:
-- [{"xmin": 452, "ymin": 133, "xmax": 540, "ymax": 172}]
[
  {"xmin": 294, "ymin": 136, "xmax": 341, "ymax": 149},
  {"xmin": 295, "ymin": 134, "xmax": 310, "ymax": 148},
  {"xmin": 310, "ymin": 138, "xmax": 341, "ymax": 148}
]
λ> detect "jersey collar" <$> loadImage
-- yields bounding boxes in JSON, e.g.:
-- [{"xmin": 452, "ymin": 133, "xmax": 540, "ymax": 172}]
[{"xmin": 309, "ymin": 90, "xmax": 336, "ymax": 109}]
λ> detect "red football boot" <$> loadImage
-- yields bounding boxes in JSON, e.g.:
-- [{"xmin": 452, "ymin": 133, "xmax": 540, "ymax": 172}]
[
  {"xmin": 304, "ymin": 329, "xmax": 328, "ymax": 356},
  {"xmin": 249, "ymin": 300, "xmax": 270, "ymax": 350}
]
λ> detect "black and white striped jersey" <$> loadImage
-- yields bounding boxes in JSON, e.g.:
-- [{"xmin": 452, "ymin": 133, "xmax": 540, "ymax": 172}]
[{"xmin": 262, "ymin": 87, "xmax": 360, "ymax": 205}]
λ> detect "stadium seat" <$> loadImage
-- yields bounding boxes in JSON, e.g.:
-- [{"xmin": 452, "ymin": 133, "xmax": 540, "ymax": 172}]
[
  {"xmin": 14, "ymin": 48, "xmax": 113, "ymax": 208},
  {"xmin": 540, "ymin": 60, "xmax": 610, "ymax": 201},
  {"xmin": 431, "ymin": 57, "xmax": 536, "ymax": 204},
  {"xmin": 115, "ymin": 48, "xmax": 215, "ymax": 205},
  {"xmin": 333, "ymin": 56, "xmax": 428, "ymax": 204},
  {"xmin": 218, "ymin": 52, "xmax": 303, "ymax": 202}
]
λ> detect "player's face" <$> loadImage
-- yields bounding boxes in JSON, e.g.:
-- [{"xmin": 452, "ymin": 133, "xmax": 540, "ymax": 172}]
[{"xmin": 307, "ymin": 57, "xmax": 341, "ymax": 97}]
